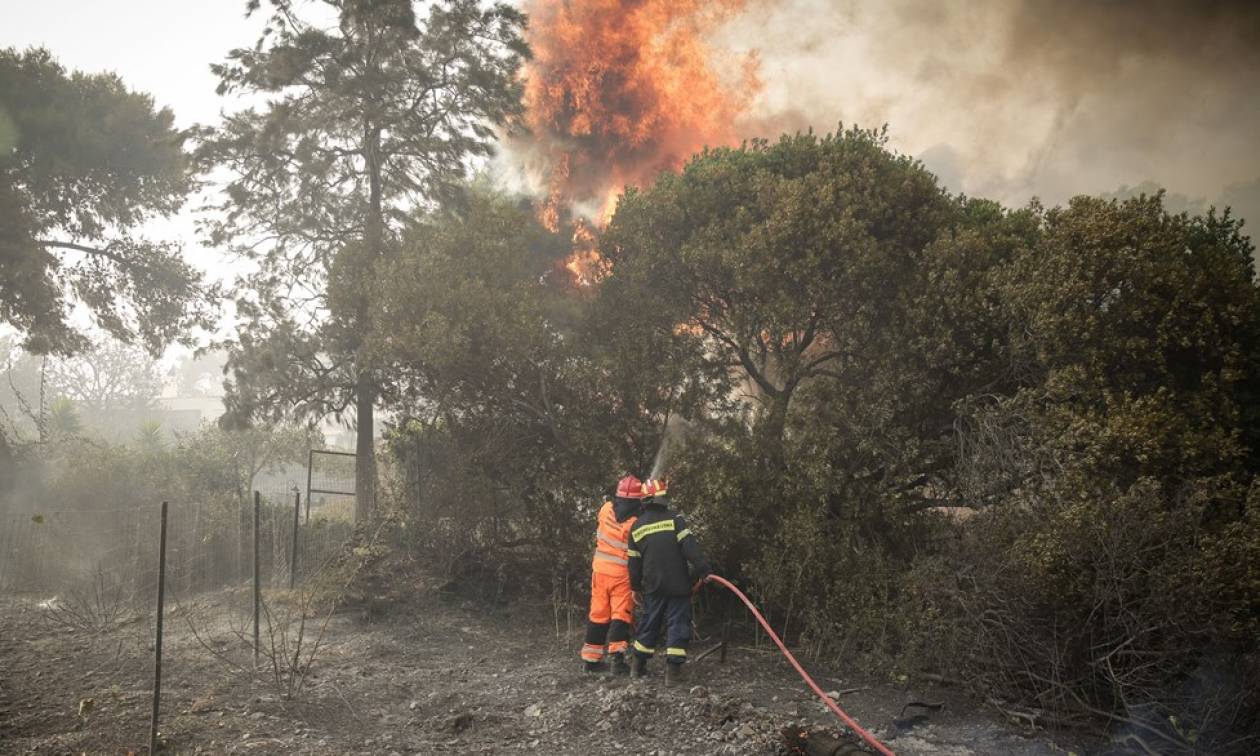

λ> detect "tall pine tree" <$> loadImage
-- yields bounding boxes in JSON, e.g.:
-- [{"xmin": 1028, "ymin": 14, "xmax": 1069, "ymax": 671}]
[{"xmin": 201, "ymin": 0, "xmax": 527, "ymax": 520}]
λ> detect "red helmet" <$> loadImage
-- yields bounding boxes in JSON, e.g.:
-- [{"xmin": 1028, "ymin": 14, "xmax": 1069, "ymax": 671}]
[
  {"xmin": 616, "ymin": 474, "xmax": 645, "ymax": 499},
  {"xmin": 642, "ymin": 479, "xmax": 668, "ymax": 498}
]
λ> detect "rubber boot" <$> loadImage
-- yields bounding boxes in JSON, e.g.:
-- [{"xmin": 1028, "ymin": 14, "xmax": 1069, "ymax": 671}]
[
  {"xmin": 665, "ymin": 661, "xmax": 685, "ymax": 687},
  {"xmin": 610, "ymin": 652, "xmax": 631, "ymax": 675},
  {"xmin": 584, "ymin": 660, "xmax": 607, "ymax": 674},
  {"xmin": 631, "ymin": 654, "xmax": 648, "ymax": 678}
]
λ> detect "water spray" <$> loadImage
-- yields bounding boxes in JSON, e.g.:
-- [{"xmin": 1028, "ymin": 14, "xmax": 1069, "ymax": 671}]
[{"xmin": 649, "ymin": 415, "xmax": 689, "ymax": 481}]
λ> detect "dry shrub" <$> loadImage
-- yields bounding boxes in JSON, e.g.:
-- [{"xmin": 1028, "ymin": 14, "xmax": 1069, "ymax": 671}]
[
  {"xmin": 909, "ymin": 476, "xmax": 1260, "ymax": 754},
  {"xmin": 41, "ymin": 565, "xmax": 140, "ymax": 635}
]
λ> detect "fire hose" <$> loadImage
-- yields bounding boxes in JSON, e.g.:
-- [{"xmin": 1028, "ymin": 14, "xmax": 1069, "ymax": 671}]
[{"xmin": 696, "ymin": 574, "xmax": 896, "ymax": 756}]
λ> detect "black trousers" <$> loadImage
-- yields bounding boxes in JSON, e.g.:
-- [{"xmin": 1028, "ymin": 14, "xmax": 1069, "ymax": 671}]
[{"xmin": 632, "ymin": 593, "xmax": 692, "ymax": 664}]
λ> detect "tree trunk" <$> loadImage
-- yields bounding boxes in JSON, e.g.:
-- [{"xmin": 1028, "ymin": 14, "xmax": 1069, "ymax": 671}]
[
  {"xmin": 354, "ymin": 370, "xmax": 377, "ymax": 523},
  {"xmin": 759, "ymin": 393, "xmax": 791, "ymax": 472},
  {"xmin": 353, "ymin": 122, "xmax": 383, "ymax": 524}
]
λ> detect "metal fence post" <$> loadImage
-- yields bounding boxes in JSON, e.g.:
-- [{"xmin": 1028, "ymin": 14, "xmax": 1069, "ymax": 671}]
[
  {"xmin": 305, "ymin": 450, "xmax": 314, "ymax": 525},
  {"xmin": 289, "ymin": 491, "xmax": 301, "ymax": 589},
  {"xmin": 150, "ymin": 501, "xmax": 168, "ymax": 755},
  {"xmin": 253, "ymin": 491, "xmax": 260, "ymax": 667}
]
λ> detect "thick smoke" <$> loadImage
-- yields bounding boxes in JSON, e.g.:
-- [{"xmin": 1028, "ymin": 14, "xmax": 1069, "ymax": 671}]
[
  {"xmin": 505, "ymin": 0, "xmax": 1260, "ymax": 231},
  {"xmin": 719, "ymin": 0, "xmax": 1260, "ymax": 216}
]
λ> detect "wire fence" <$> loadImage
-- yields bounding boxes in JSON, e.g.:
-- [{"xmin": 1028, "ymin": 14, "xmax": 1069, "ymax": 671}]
[
  {"xmin": 0, "ymin": 486, "xmax": 354, "ymax": 612},
  {"xmin": 0, "ymin": 485, "xmax": 358, "ymax": 750}
]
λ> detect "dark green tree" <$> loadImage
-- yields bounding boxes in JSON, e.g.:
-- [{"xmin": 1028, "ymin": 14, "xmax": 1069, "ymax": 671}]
[
  {"xmin": 201, "ymin": 0, "xmax": 528, "ymax": 521},
  {"xmin": 370, "ymin": 191, "xmax": 585, "ymax": 557},
  {"xmin": 993, "ymin": 193, "xmax": 1260, "ymax": 485},
  {"xmin": 922, "ymin": 194, "xmax": 1260, "ymax": 747},
  {"xmin": 368, "ymin": 189, "xmax": 722, "ymax": 582},
  {"xmin": 601, "ymin": 127, "xmax": 953, "ymax": 472},
  {"xmin": 0, "ymin": 48, "xmax": 213, "ymax": 355}
]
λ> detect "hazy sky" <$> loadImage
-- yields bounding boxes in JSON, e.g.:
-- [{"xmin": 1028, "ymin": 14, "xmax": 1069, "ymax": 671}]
[
  {"xmin": 0, "ymin": 0, "xmax": 266, "ymax": 294},
  {"xmin": 1, "ymin": 0, "xmax": 257, "ymax": 129},
  {"xmin": 5, "ymin": 0, "xmax": 1259, "ymax": 291}
]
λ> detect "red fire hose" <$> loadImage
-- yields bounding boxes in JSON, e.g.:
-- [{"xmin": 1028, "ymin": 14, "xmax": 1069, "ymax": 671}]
[{"xmin": 698, "ymin": 574, "xmax": 896, "ymax": 756}]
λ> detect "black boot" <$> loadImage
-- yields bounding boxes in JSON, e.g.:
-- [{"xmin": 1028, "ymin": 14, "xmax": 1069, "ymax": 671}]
[
  {"xmin": 665, "ymin": 661, "xmax": 685, "ymax": 687},
  {"xmin": 631, "ymin": 654, "xmax": 648, "ymax": 678},
  {"xmin": 611, "ymin": 652, "xmax": 630, "ymax": 675},
  {"xmin": 584, "ymin": 660, "xmax": 607, "ymax": 673}
]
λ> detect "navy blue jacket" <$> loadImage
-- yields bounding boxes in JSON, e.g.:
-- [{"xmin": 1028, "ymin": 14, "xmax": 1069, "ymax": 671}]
[{"xmin": 627, "ymin": 497, "xmax": 710, "ymax": 596}]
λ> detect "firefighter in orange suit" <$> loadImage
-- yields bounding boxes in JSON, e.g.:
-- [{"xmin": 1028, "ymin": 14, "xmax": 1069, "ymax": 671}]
[{"xmin": 580, "ymin": 475, "xmax": 645, "ymax": 674}]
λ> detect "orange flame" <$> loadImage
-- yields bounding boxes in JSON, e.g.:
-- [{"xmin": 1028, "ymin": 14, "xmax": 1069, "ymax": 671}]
[
  {"xmin": 565, "ymin": 219, "xmax": 608, "ymax": 285},
  {"xmin": 522, "ymin": 0, "xmax": 761, "ymax": 278}
]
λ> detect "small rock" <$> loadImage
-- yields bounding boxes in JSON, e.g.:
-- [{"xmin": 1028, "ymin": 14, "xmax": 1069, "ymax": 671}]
[
  {"xmin": 409, "ymin": 700, "xmax": 419, "ymax": 710},
  {"xmin": 525, "ymin": 703, "xmax": 543, "ymax": 718},
  {"xmin": 189, "ymin": 697, "xmax": 214, "ymax": 714}
]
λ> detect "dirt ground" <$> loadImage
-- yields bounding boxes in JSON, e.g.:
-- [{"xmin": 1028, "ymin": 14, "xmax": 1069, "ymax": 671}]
[{"xmin": 0, "ymin": 587, "xmax": 1098, "ymax": 755}]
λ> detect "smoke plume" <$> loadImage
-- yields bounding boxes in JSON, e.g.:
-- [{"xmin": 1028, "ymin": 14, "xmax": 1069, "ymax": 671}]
[
  {"xmin": 517, "ymin": 0, "xmax": 758, "ymax": 227},
  {"xmin": 509, "ymin": 0, "xmax": 1260, "ymax": 230},
  {"xmin": 721, "ymin": 0, "xmax": 1260, "ymax": 211}
]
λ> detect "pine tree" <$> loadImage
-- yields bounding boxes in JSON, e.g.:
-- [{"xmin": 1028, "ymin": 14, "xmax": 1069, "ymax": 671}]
[
  {"xmin": 0, "ymin": 48, "xmax": 212, "ymax": 356},
  {"xmin": 201, "ymin": 0, "xmax": 528, "ymax": 521}
]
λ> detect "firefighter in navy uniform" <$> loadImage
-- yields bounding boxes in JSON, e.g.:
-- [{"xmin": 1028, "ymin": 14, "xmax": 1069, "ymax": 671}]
[
  {"xmin": 627, "ymin": 478, "xmax": 710, "ymax": 685},
  {"xmin": 580, "ymin": 475, "xmax": 645, "ymax": 674}
]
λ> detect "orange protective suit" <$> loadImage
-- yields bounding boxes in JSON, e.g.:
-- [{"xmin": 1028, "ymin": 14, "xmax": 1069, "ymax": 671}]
[{"xmin": 580, "ymin": 499, "xmax": 638, "ymax": 662}]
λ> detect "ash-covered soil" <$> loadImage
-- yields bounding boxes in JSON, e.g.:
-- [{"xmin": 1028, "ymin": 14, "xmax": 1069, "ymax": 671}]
[{"xmin": 0, "ymin": 590, "xmax": 1094, "ymax": 755}]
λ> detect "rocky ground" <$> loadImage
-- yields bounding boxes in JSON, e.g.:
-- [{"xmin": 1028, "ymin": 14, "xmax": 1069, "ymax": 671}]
[{"xmin": 0, "ymin": 588, "xmax": 1097, "ymax": 755}]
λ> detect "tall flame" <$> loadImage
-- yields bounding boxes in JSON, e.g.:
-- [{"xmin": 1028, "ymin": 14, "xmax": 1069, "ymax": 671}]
[{"xmin": 521, "ymin": 0, "xmax": 761, "ymax": 283}]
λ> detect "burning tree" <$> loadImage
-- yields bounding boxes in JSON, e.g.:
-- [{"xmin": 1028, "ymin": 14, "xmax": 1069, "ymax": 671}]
[
  {"xmin": 602, "ymin": 127, "xmax": 953, "ymax": 471},
  {"xmin": 518, "ymin": 0, "xmax": 759, "ymax": 282}
]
